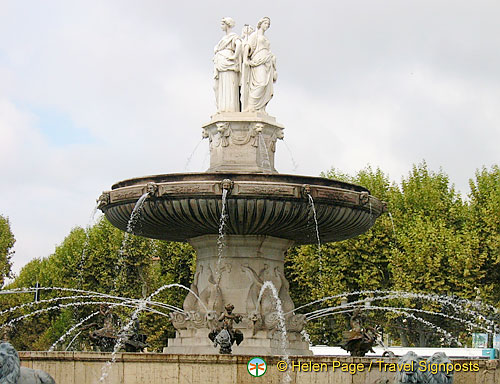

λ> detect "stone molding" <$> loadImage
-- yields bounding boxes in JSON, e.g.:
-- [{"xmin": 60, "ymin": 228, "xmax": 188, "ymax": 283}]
[{"xmin": 162, "ymin": 234, "xmax": 310, "ymax": 355}]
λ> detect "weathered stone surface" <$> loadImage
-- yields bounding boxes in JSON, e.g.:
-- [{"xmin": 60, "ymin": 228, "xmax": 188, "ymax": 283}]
[
  {"xmin": 18, "ymin": 352, "xmax": 500, "ymax": 384},
  {"xmin": 202, "ymin": 114, "xmax": 284, "ymax": 173},
  {"xmin": 164, "ymin": 235, "xmax": 309, "ymax": 355}
]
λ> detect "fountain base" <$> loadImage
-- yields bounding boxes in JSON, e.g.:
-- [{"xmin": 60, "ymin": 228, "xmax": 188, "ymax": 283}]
[{"xmin": 21, "ymin": 351, "xmax": 499, "ymax": 383}]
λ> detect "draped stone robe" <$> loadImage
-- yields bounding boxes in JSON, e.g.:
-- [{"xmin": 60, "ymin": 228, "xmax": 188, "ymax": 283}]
[
  {"xmin": 213, "ymin": 33, "xmax": 241, "ymax": 113},
  {"xmin": 243, "ymin": 32, "xmax": 276, "ymax": 112}
]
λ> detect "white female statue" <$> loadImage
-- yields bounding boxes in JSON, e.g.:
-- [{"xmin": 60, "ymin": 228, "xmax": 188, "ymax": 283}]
[
  {"xmin": 213, "ymin": 17, "xmax": 242, "ymax": 113},
  {"xmin": 242, "ymin": 17, "xmax": 277, "ymax": 113},
  {"xmin": 240, "ymin": 24, "xmax": 254, "ymax": 112}
]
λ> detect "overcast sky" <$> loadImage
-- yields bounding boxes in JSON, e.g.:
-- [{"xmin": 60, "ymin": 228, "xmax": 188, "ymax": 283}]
[{"xmin": 1, "ymin": 1, "xmax": 499, "ymax": 275}]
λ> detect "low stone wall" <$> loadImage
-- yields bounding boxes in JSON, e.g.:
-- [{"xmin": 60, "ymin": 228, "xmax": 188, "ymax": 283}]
[{"xmin": 19, "ymin": 352, "xmax": 500, "ymax": 384}]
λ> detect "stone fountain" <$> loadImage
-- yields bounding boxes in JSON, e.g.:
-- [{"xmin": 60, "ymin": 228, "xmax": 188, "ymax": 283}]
[{"xmin": 97, "ymin": 16, "xmax": 385, "ymax": 355}]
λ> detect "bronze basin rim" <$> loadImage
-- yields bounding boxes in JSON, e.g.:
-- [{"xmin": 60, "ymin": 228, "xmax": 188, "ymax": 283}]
[{"xmin": 100, "ymin": 172, "xmax": 385, "ymax": 244}]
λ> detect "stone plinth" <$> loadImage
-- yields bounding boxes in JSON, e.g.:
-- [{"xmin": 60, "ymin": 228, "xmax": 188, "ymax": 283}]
[
  {"xmin": 202, "ymin": 112, "xmax": 284, "ymax": 173},
  {"xmin": 165, "ymin": 235, "xmax": 311, "ymax": 356}
]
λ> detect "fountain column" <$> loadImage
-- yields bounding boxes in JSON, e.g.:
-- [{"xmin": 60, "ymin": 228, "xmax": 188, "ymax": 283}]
[{"xmin": 167, "ymin": 234, "xmax": 310, "ymax": 355}]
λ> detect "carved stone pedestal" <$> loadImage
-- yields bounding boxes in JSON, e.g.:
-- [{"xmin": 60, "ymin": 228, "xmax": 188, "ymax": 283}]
[
  {"xmin": 202, "ymin": 113, "xmax": 284, "ymax": 174},
  {"xmin": 164, "ymin": 234, "xmax": 311, "ymax": 355},
  {"xmin": 165, "ymin": 328, "xmax": 310, "ymax": 355}
]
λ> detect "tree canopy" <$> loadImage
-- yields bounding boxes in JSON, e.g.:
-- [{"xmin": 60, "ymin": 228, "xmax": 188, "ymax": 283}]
[
  {"xmin": 1, "ymin": 162, "xmax": 499, "ymax": 350},
  {"xmin": 0, "ymin": 215, "xmax": 15, "ymax": 287}
]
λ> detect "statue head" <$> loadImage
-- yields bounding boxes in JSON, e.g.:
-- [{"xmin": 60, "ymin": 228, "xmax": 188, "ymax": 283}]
[
  {"xmin": 302, "ymin": 184, "xmax": 311, "ymax": 196},
  {"xmin": 257, "ymin": 17, "xmax": 271, "ymax": 31},
  {"xmin": 146, "ymin": 182, "xmax": 158, "ymax": 197},
  {"xmin": 221, "ymin": 17, "xmax": 236, "ymax": 31},
  {"xmin": 96, "ymin": 191, "xmax": 110, "ymax": 210},
  {"xmin": 225, "ymin": 304, "xmax": 235, "ymax": 313},
  {"xmin": 221, "ymin": 178, "xmax": 234, "ymax": 191}
]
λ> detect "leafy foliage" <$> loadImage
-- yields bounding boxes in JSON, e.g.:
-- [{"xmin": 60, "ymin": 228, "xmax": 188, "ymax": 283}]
[
  {"xmin": 1, "ymin": 162, "xmax": 499, "ymax": 350},
  {"xmin": 467, "ymin": 165, "xmax": 500, "ymax": 304},
  {"xmin": 289, "ymin": 163, "xmax": 495, "ymax": 347},
  {"xmin": 0, "ymin": 215, "xmax": 15, "ymax": 286}
]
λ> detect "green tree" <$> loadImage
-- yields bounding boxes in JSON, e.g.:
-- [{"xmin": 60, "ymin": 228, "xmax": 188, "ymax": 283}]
[
  {"xmin": 467, "ymin": 165, "xmax": 500, "ymax": 305},
  {"xmin": 4, "ymin": 163, "xmax": 498, "ymax": 351},
  {"xmin": 0, "ymin": 215, "xmax": 15, "ymax": 286},
  {"xmin": 387, "ymin": 162, "xmax": 482, "ymax": 346},
  {"xmin": 141, "ymin": 241, "xmax": 196, "ymax": 350},
  {"xmin": 2, "ymin": 217, "xmax": 197, "ymax": 351},
  {"xmin": 4, "ymin": 228, "xmax": 88, "ymax": 350},
  {"xmin": 287, "ymin": 166, "xmax": 396, "ymax": 345}
]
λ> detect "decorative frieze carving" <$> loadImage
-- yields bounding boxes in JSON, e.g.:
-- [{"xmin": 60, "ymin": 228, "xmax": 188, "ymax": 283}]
[
  {"xmin": 110, "ymin": 187, "xmax": 144, "ymax": 202},
  {"xmin": 169, "ymin": 312, "xmax": 188, "ymax": 330},
  {"xmin": 159, "ymin": 183, "xmax": 216, "ymax": 195},
  {"xmin": 202, "ymin": 116, "xmax": 283, "ymax": 173},
  {"xmin": 207, "ymin": 121, "xmax": 282, "ymax": 148},
  {"xmin": 315, "ymin": 188, "xmax": 358, "ymax": 205},
  {"xmin": 236, "ymin": 183, "xmax": 296, "ymax": 196}
]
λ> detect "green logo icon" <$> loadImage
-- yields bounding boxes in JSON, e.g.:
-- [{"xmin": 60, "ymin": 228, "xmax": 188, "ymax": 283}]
[{"xmin": 247, "ymin": 357, "xmax": 267, "ymax": 377}]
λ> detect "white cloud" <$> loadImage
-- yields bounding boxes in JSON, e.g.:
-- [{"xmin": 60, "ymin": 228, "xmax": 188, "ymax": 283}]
[{"xmin": 0, "ymin": 1, "xmax": 499, "ymax": 273}]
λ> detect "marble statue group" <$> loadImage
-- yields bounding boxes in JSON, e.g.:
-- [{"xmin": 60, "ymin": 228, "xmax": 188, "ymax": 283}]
[{"xmin": 213, "ymin": 17, "xmax": 277, "ymax": 114}]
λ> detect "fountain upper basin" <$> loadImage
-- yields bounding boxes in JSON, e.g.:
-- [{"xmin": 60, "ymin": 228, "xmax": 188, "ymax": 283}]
[{"xmin": 99, "ymin": 172, "xmax": 385, "ymax": 244}]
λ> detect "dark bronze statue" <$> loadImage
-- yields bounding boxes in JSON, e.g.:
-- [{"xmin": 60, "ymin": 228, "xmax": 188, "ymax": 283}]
[
  {"xmin": 340, "ymin": 308, "xmax": 378, "ymax": 357},
  {"xmin": 86, "ymin": 304, "xmax": 149, "ymax": 352},
  {"xmin": 208, "ymin": 304, "xmax": 244, "ymax": 354}
]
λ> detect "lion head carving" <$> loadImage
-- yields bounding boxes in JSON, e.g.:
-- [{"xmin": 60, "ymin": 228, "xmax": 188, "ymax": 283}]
[
  {"xmin": 424, "ymin": 352, "xmax": 454, "ymax": 384},
  {"xmin": 0, "ymin": 342, "xmax": 56, "ymax": 384},
  {"xmin": 394, "ymin": 351, "xmax": 425, "ymax": 384},
  {"xmin": 0, "ymin": 343, "xmax": 21, "ymax": 384}
]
